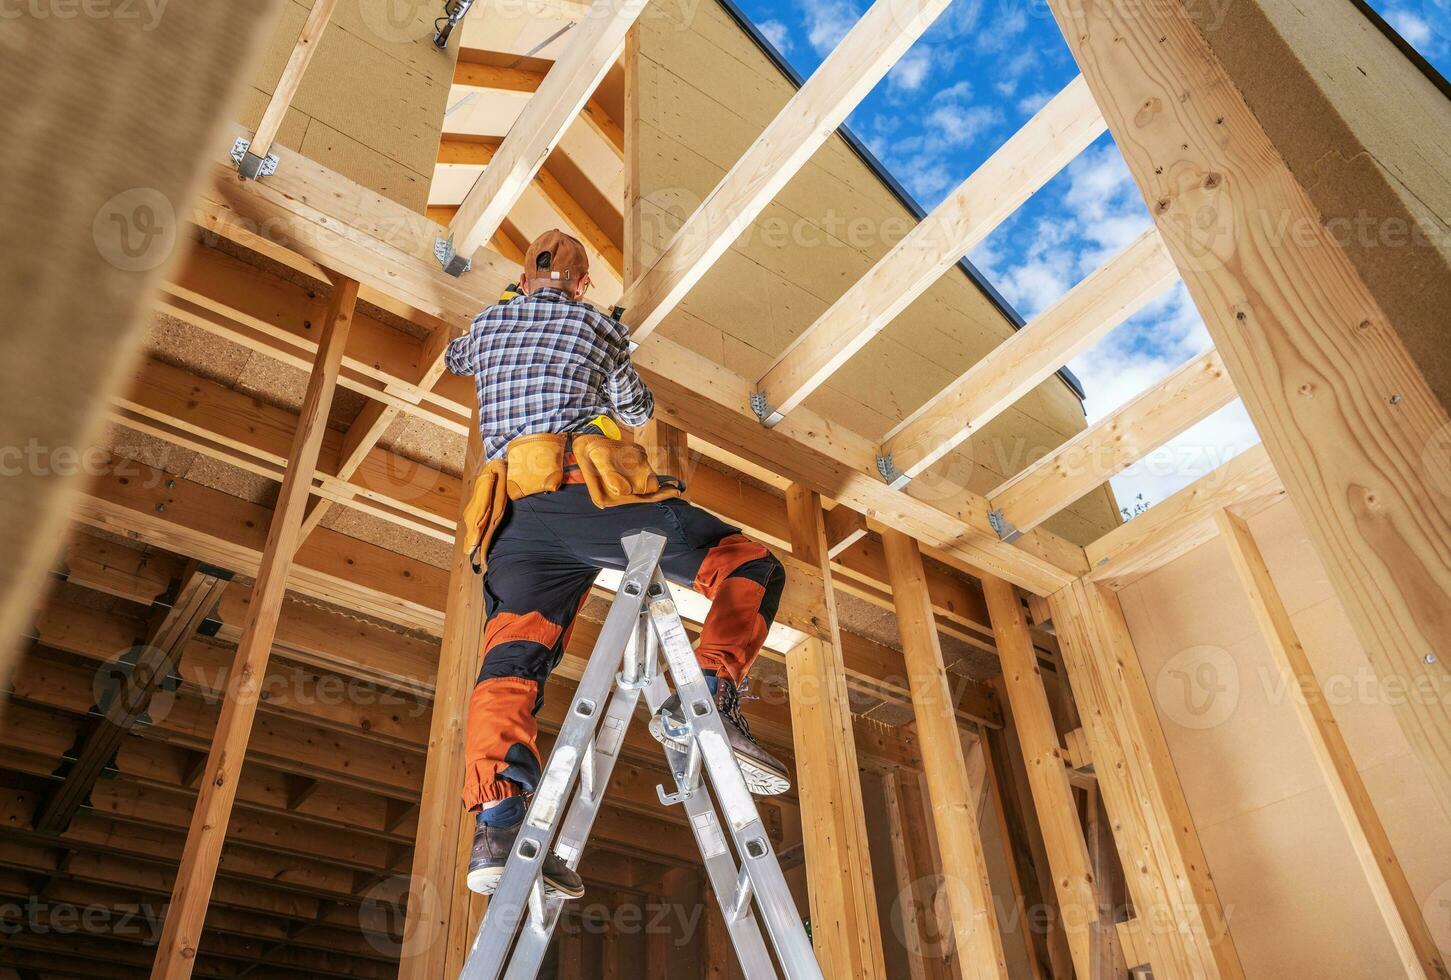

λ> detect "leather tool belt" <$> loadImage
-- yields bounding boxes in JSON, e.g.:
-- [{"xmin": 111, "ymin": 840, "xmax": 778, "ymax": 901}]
[{"xmin": 462, "ymin": 431, "xmax": 684, "ymax": 573}]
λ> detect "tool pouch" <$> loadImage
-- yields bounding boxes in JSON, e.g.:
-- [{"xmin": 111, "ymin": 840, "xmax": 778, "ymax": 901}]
[
  {"xmin": 463, "ymin": 458, "xmax": 509, "ymax": 574},
  {"xmin": 504, "ymin": 433, "xmax": 567, "ymax": 499},
  {"xmin": 572, "ymin": 434, "xmax": 683, "ymax": 507}
]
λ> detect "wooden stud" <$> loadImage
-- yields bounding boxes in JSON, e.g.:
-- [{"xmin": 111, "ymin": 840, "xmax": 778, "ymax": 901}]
[
  {"xmin": 989, "ymin": 348, "xmax": 1236, "ymax": 535},
  {"xmin": 150, "ymin": 276, "xmax": 358, "ymax": 980},
  {"xmin": 1049, "ymin": 578, "xmax": 1242, "ymax": 979},
  {"xmin": 881, "ymin": 528, "xmax": 1009, "ymax": 979},
  {"xmin": 981, "ymin": 574, "xmax": 1098, "ymax": 979},
  {"xmin": 250, "ymin": 0, "xmax": 338, "ymax": 160},
  {"xmin": 446, "ymin": 0, "xmax": 648, "ymax": 262},
  {"xmin": 620, "ymin": 0, "xmax": 952, "ymax": 342},
  {"xmin": 1044, "ymin": 0, "xmax": 1451, "ymax": 819},
  {"xmin": 1214, "ymin": 510, "xmax": 1448, "ymax": 979},
  {"xmin": 398, "ymin": 409, "xmax": 485, "ymax": 980},
  {"xmin": 880, "ymin": 227, "xmax": 1178, "ymax": 481},
  {"xmin": 756, "ymin": 78, "xmax": 1106, "ymax": 419},
  {"xmin": 785, "ymin": 485, "xmax": 889, "ymax": 978},
  {"xmin": 823, "ymin": 506, "xmax": 869, "ymax": 560},
  {"xmin": 637, "ymin": 418, "xmax": 692, "ymax": 484}
]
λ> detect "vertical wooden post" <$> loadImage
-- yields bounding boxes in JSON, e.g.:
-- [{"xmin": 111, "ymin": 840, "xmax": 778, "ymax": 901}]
[
  {"xmin": 1049, "ymin": 579, "xmax": 1242, "ymax": 980},
  {"xmin": 639, "ymin": 418, "xmax": 693, "ymax": 485},
  {"xmin": 151, "ymin": 277, "xmax": 358, "ymax": 979},
  {"xmin": 1215, "ymin": 510, "xmax": 1447, "ymax": 979},
  {"xmin": 981, "ymin": 574, "xmax": 1099, "ymax": 978},
  {"xmin": 880, "ymin": 528, "xmax": 1009, "ymax": 979},
  {"xmin": 1043, "ymin": 0, "xmax": 1451, "ymax": 821},
  {"xmin": 880, "ymin": 771, "xmax": 931, "ymax": 980},
  {"xmin": 399, "ymin": 406, "xmax": 485, "ymax": 980},
  {"xmin": 785, "ymin": 484, "xmax": 889, "ymax": 978}
]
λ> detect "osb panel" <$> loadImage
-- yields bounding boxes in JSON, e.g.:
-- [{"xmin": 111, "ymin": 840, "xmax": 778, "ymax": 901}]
[
  {"xmin": 1115, "ymin": 495, "xmax": 1451, "ymax": 976},
  {"xmin": 634, "ymin": 0, "xmax": 1119, "ymax": 538},
  {"xmin": 242, "ymin": 0, "xmax": 457, "ymax": 215},
  {"xmin": 320, "ymin": 504, "xmax": 451, "ymax": 569}
]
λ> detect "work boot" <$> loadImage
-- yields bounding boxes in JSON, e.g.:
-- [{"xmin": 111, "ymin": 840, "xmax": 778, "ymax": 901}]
[
  {"xmin": 466, "ymin": 808, "xmax": 585, "ymax": 899},
  {"xmin": 649, "ymin": 675, "xmax": 791, "ymax": 796}
]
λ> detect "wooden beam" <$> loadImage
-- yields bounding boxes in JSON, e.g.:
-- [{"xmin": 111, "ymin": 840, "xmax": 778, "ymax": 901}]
[
  {"xmin": 150, "ymin": 276, "xmax": 359, "ymax": 980},
  {"xmin": 437, "ymin": 137, "xmax": 623, "ymax": 277},
  {"xmin": 879, "ymin": 227, "xmax": 1178, "ymax": 483},
  {"xmin": 881, "ymin": 529, "xmax": 1008, "ymax": 979},
  {"xmin": 785, "ymin": 485, "xmax": 889, "ymax": 978},
  {"xmin": 989, "ymin": 348, "xmax": 1236, "ymax": 535},
  {"xmin": 1086, "ymin": 443, "xmax": 1284, "ymax": 589},
  {"xmin": 620, "ymin": 0, "xmax": 951, "ymax": 342},
  {"xmin": 1044, "ymin": 0, "xmax": 1451, "ymax": 819},
  {"xmin": 446, "ymin": 0, "xmax": 646, "ymax": 263},
  {"xmin": 980, "ymin": 574, "xmax": 1098, "ymax": 979},
  {"xmin": 1049, "ymin": 578, "xmax": 1242, "ymax": 978},
  {"xmin": 189, "ymin": 125, "xmax": 1090, "ymax": 593},
  {"xmin": 0, "ymin": 2, "xmax": 280, "ymax": 707},
  {"xmin": 637, "ymin": 418, "xmax": 691, "ymax": 482},
  {"xmin": 399, "ymin": 413, "xmax": 483, "ymax": 980},
  {"xmin": 250, "ymin": 0, "xmax": 337, "ymax": 161},
  {"xmin": 33, "ymin": 565, "xmax": 232, "ymax": 835},
  {"xmin": 755, "ymin": 78, "xmax": 1106, "ymax": 420},
  {"xmin": 1214, "ymin": 510, "xmax": 1448, "ymax": 980},
  {"xmin": 452, "ymin": 58, "xmax": 624, "ymax": 157}
]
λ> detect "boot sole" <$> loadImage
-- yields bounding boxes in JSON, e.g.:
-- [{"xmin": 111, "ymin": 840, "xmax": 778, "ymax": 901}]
[
  {"xmin": 466, "ymin": 865, "xmax": 586, "ymax": 900},
  {"xmin": 649, "ymin": 717, "xmax": 791, "ymax": 797}
]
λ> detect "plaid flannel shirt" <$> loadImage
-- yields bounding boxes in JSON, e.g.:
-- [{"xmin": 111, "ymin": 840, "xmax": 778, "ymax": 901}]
[{"xmin": 445, "ymin": 288, "xmax": 655, "ymax": 461}]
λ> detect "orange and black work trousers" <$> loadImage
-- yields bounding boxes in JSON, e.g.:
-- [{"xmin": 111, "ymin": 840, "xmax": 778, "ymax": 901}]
[{"xmin": 462, "ymin": 483, "xmax": 785, "ymax": 812}]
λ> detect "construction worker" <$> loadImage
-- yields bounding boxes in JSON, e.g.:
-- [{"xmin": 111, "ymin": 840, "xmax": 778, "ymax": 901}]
[{"xmin": 445, "ymin": 230, "xmax": 789, "ymax": 899}]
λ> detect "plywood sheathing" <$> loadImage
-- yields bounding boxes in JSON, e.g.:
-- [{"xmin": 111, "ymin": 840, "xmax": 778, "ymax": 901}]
[
  {"xmin": 1184, "ymin": 0, "xmax": 1451, "ymax": 411},
  {"xmin": 239, "ymin": 0, "xmax": 463, "ymax": 214},
  {"xmin": 1115, "ymin": 495, "xmax": 1451, "ymax": 976},
  {"xmin": 632, "ymin": 0, "xmax": 1120, "ymax": 545}
]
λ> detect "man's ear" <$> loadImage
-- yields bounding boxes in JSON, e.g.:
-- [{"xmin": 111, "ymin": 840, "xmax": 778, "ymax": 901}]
[{"xmin": 518, "ymin": 273, "xmax": 531, "ymax": 295}]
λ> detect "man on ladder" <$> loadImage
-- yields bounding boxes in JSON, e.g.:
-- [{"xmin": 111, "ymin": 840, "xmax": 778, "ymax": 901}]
[{"xmin": 445, "ymin": 229, "xmax": 791, "ymax": 901}]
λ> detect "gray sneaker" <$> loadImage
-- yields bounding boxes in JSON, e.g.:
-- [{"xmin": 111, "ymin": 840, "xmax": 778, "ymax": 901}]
[
  {"xmin": 466, "ymin": 812, "xmax": 585, "ymax": 898},
  {"xmin": 649, "ymin": 676, "xmax": 791, "ymax": 796}
]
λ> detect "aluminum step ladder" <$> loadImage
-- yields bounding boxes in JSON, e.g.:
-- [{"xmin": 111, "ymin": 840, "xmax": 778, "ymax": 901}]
[{"xmin": 459, "ymin": 531, "xmax": 823, "ymax": 980}]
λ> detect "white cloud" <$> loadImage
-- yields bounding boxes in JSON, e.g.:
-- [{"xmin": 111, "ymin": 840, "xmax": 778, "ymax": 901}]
[
  {"xmin": 925, "ymin": 104, "xmax": 1003, "ymax": 145},
  {"xmin": 758, "ymin": 19, "xmax": 793, "ymax": 53},
  {"xmin": 1016, "ymin": 90, "xmax": 1053, "ymax": 114},
  {"xmin": 889, "ymin": 48, "xmax": 933, "ymax": 93},
  {"xmin": 1111, "ymin": 403, "xmax": 1261, "ymax": 513},
  {"xmin": 1387, "ymin": 8, "xmax": 1433, "ymax": 47},
  {"xmin": 799, "ymin": 0, "xmax": 860, "ymax": 54}
]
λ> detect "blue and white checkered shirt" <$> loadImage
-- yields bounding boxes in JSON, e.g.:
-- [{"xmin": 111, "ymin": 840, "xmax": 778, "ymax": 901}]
[{"xmin": 445, "ymin": 288, "xmax": 655, "ymax": 461}]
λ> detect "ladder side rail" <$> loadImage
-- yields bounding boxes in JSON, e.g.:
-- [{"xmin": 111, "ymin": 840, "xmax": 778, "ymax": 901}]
[
  {"xmin": 645, "ymin": 577, "xmax": 823, "ymax": 980},
  {"xmin": 461, "ymin": 533, "xmax": 669, "ymax": 980},
  {"xmin": 500, "ymin": 617, "xmax": 658, "ymax": 979}
]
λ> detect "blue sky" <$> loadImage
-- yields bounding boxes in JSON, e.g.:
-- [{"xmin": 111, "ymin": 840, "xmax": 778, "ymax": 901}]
[{"xmin": 734, "ymin": 0, "xmax": 1451, "ymax": 514}]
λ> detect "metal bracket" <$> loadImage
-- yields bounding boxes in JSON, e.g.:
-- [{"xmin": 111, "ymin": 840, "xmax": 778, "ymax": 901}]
[
  {"xmin": 434, "ymin": 236, "xmax": 472, "ymax": 277},
  {"xmin": 875, "ymin": 453, "xmax": 912, "ymax": 491},
  {"xmin": 988, "ymin": 508, "xmax": 1023, "ymax": 543},
  {"xmin": 230, "ymin": 138, "xmax": 278, "ymax": 180},
  {"xmin": 749, "ymin": 391, "xmax": 783, "ymax": 429}
]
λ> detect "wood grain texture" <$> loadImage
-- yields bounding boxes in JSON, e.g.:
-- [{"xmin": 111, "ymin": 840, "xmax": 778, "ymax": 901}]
[
  {"xmin": 251, "ymin": 0, "xmax": 338, "ymax": 158},
  {"xmin": 980, "ymin": 574, "xmax": 1098, "ymax": 979},
  {"xmin": 151, "ymin": 276, "xmax": 358, "ymax": 980},
  {"xmin": 1044, "ymin": 0, "xmax": 1451, "ymax": 818},
  {"xmin": 757, "ymin": 77, "xmax": 1106, "ymax": 418},
  {"xmin": 990, "ymin": 348, "xmax": 1237, "ymax": 534},
  {"xmin": 882, "ymin": 227, "xmax": 1178, "ymax": 481},
  {"xmin": 882, "ymin": 529, "xmax": 1009, "ymax": 980},
  {"xmin": 1049, "ymin": 579, "xmax": 1242, "ymax": 980}
]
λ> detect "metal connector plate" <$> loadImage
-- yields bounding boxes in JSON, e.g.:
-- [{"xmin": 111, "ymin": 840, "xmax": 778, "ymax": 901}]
[
  {"xmin": 434, "ymin": 236, "xmax": 472, "ymax": 277},
  {"xmin": 230, "ymin": 138, "xmax": 278, "ymax": 180},
  {"xmin": 988, "ymin": 508, "xmax": 1023, "ymax": 543}
]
